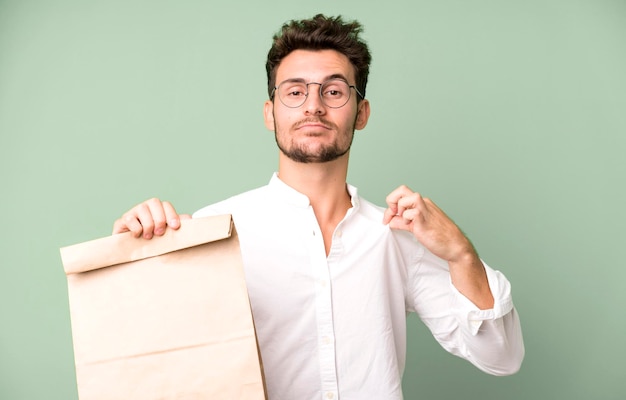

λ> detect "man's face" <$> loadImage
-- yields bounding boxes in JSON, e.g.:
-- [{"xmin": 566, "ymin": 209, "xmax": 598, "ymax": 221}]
[{"xmin": 264, "ymin": 49, "xmax": 370, "ymax": 163}]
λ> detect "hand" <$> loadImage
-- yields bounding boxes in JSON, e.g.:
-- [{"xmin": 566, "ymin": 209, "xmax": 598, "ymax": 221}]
[
  {"xmin": 383, "ymin": 185, "xmax": 494, "ymax": 309},
  {"xmin": 112, "ymin": 198, "xmax": 191, "ymax": 239},
  {"xmin": 382, "ymin": 185, "xmax": 476, "ymax": 263}
]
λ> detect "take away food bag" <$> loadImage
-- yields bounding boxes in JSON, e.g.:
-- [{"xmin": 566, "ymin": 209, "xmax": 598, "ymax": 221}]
[{"xmin": 60, "ymin": 214, "xmax": 266, "ymax": 400}]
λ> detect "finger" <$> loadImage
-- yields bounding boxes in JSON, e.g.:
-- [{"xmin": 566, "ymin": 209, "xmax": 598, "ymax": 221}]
[
  {"xmin": 145, "ymin": 198, "xmax": 169, "ymax": 237},
  {"xmin": 400, "ymin": 207, "xmax": 415, "ymax": 222},
  {"xmin": 382, "ymin": 206, "xmax": 397, "ymax": 225},
  {"xmin": 385, "ymin": 185, "xmax": 413, "ymax": 207},
  {"xmin": 389, "ymin": 208, "xmax": 420, "ymax": 227},
  {"xmin": 387, "ymin": 214, "xmax": 410, "ymax": 230},
  {"xmin": 162, "ymin": 201, "xmax": 182, "ymax": 230},
  {"xmin": 386, "ymin": 191, "xmax": 426, "ymax": 225},
  {"xmin": 113, "ymin": 211, "xmax": 145, "ymax": 238},
  {"xmin": 133, "ymin": 202, "xmax": 158, "ymax": 239},
  {"xmin": 397, "ymin": 192, "xmax": 427, "ymax": 217},
  {"xmin": 112, "ymin": 216, "xmax": 133, "ymax": 235},
  {"xmin": 383, "ymin": 185, "xmax": 413, "ymax": 224}
]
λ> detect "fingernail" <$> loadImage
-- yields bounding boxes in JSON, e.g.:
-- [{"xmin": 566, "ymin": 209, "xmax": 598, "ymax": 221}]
[{"xmin": 168, "ymin": 218, "xmax": 180, "ymax": 228}]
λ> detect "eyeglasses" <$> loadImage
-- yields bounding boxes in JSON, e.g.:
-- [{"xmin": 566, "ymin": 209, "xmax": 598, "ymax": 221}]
[{"xmin": 272, "ymin": 78, "xmax": 364, "ymax": 109}]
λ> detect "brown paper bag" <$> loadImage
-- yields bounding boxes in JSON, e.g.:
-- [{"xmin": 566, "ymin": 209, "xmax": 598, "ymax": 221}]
[{"xmin": 60, "ymin": 214, "xmax": 266, "ymax": 400}]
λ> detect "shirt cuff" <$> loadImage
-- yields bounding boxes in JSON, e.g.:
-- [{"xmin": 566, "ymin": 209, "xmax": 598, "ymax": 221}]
[{"xmin": 450, "ymin": 261, "xmax": 515, "ymax": 336}]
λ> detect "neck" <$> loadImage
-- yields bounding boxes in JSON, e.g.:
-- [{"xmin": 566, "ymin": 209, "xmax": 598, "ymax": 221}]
[
  {"xmin": 278, "ymin": 152, "xmax": 352, "ymax": 255},
  {"xmin": 278, "ymin": 151, "xmax": 350, "ymax": 210}
]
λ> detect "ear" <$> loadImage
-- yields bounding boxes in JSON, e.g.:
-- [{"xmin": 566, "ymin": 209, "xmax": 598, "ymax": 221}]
[
  {"xmin": 354, "ymin": 99, "xmax": 371, "ymax": 130},
  {"xmin": 264, "ymin": 100, "xmax": 275, "ymax": 131}
]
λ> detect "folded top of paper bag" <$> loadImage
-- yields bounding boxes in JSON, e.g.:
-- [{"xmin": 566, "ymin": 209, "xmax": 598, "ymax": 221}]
[{"xmin": 60, "ymin": 214, "xmax": 233, "ymax": 275}]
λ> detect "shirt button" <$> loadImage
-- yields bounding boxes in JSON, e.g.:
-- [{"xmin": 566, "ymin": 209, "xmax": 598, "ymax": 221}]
[
  {"xmin": 326, "ymin": 392, "xmax": 335, "ymax": 399},
  {"xmin": 335, "ymin": 230, "xmax": 342, "ymax": 238},
  {"xmin": 321, "ymin": 336, "xmax": 331, "ymax": 345}
]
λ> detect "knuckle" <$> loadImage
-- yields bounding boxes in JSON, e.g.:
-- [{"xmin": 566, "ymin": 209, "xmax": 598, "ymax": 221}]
[
  {"xmin": 146, "ymin": 197, "xmax": 161, "ymax": 206},
  {"xmin": 142, "ymin": 217, "xmax": 155, "ymax": 228},
  {"xmin": 123, "ymin": 213, "xmax": 136, "ymax": 223},
  {"xmin": 112, "ymin": 219, "xmax": 125, "ymax": 233},
  {"xmin": 153, "ymin": 216, "xmax": 166, "ymax": 227},
  {"xmin": 135, "ymin": 202, "xmax": 149, "ymax": 213}
]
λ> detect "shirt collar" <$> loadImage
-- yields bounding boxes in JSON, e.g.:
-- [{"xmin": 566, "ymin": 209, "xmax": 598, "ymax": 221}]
[
  {"xmin": 268, "ymin": 173, "xmax": 310, "ymax": 207},
  {"xmin": 346, "ymin": 182, "xmax": 360, "ymax": 210},
  {"xmin": 268, "ymin": 172, "xmax": 361, "ymax": 211}
]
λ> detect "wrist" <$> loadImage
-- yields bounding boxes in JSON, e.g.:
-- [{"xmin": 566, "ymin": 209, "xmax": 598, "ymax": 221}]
[{"xmin": 448, "ymin": 238, "xmax": 479, "ymax": 265}]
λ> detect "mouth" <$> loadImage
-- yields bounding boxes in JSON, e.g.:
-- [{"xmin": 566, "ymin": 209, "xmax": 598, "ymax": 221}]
[
  {"xmin": 294, "ymin": 119, "xmax": 332, "ymax": 131},
  {"xmin": 297, "ymin": 124, "xmax": 330, "ymax": 131}
]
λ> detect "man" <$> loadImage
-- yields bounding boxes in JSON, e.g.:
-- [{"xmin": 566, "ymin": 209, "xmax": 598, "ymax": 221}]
[{"xmin": 113, "ymin": 14, "xmax": 524, "ymax": 400}]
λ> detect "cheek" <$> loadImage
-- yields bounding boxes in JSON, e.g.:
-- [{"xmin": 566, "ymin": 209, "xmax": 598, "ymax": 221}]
[{"xmin": 271, "ymin": 108, "xmax": 299, "ymax": 132}]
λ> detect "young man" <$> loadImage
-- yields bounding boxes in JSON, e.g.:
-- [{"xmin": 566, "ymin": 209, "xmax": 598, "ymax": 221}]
[{"xmin": 113, "ymin": 14, "xmax": 524, "ymax": 400}]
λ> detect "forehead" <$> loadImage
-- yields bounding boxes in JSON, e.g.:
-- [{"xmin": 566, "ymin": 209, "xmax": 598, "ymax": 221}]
[{"xmin": 275, "ymin": 49, "xmax": 356, "ymax": 83}]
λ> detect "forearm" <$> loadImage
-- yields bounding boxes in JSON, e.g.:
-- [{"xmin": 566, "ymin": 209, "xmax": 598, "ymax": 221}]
[{"xmin": 448, "ymin": 250, "xmax": 494, "ymax": 310}]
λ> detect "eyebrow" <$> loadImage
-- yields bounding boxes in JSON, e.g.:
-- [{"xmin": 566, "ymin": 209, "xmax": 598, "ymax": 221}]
[{"xmin": 280, "ymin": 74, "xmax": 350, "ymax": 84}]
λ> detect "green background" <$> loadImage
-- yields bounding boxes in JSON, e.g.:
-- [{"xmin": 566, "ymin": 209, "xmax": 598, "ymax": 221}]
[{"xmin": 1, "ymin": 0, "xmax": 625, "ymax": 398}]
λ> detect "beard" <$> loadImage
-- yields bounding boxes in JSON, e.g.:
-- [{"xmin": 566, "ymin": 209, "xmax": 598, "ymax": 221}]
[{"xmin": 273, "ymin": 115, "xmax": 356, "ymax": 163}]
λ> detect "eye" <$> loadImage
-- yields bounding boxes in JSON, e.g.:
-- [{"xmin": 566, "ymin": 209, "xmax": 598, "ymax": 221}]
[
  {"xmin": 322, "ymin": 82, "xmax": 347, "ymax": 98},
  {"xmin": 282, "ymin": 84, "xmax": 307, "ymax": 97}
]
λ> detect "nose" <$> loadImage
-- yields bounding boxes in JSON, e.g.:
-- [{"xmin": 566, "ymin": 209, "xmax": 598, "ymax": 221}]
[{"xmin": 303, "ymin": 83, "xmax": 326, "ymax": 115}]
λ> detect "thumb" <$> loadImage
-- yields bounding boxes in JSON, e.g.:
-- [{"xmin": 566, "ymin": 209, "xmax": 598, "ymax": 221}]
[{"xmin": 386, "ymin": 214, "xmax": 411, "ymax": 231}]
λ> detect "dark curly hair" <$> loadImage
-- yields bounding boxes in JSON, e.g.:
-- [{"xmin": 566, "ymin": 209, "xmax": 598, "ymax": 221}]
[{"xmin": 266, "ymin": 14, "xmax": 372, "ymax": 101}]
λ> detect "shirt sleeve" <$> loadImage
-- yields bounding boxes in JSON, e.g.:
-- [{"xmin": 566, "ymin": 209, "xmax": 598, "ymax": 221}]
[{"xmin": 407, "ymin": 247, "xmax": 525, "ymax": 376}]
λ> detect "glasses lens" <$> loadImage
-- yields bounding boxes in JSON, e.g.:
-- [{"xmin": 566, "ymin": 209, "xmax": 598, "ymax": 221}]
[
  {"xmin": 277, "ymin": 82, "xmax": 308, "ymax": 108},
  {"xmin": 321, "ymin": 80, "xmax": 351, "ymax": 108}
]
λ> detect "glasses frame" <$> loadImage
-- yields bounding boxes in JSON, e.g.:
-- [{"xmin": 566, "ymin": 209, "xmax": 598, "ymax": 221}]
[{"xmin": 271, "ymin": 78, "xmax": 364, "ymax": 109}]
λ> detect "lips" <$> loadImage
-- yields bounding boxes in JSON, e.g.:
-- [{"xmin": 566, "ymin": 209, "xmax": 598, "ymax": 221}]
[
  {"xmin": 297, "ymin": 123, "xmax": 330, "ymax": 130},
  {"xmin": 294, "ymin": 118, "xmax": 333, "ymax": 131}
]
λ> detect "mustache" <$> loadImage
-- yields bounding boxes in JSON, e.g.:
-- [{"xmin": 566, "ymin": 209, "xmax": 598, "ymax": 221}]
[{"xmin": 292, "ymin": 117, "xmax": 335, "ymax": 130}]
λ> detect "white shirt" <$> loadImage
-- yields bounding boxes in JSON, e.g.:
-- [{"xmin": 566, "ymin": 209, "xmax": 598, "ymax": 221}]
[{"xmin": 194, "ymin": 174, "xmax": 524, "ymax": 400}]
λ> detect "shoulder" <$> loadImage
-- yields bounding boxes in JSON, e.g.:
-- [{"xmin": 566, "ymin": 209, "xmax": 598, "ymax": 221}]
[
  {"xmin": 355, "ymin": 193, "xmax": 426, "ymax": 256},
  {"xmin": 353, "ymin": 195, "xmax": 414, "ymax": 244},
  {"xmin": 192, "ymin": 184, "xmax": 270, "ymax": 218},
  {"xmin": 355, "ymin": 195, "xmax": 386, "ymax": 220}
]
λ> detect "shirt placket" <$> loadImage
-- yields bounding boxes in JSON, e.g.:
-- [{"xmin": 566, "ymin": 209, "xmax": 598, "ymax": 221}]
[{"xmin": 306, "ymin": 206, "xmax": 339, "ymax": 400}]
